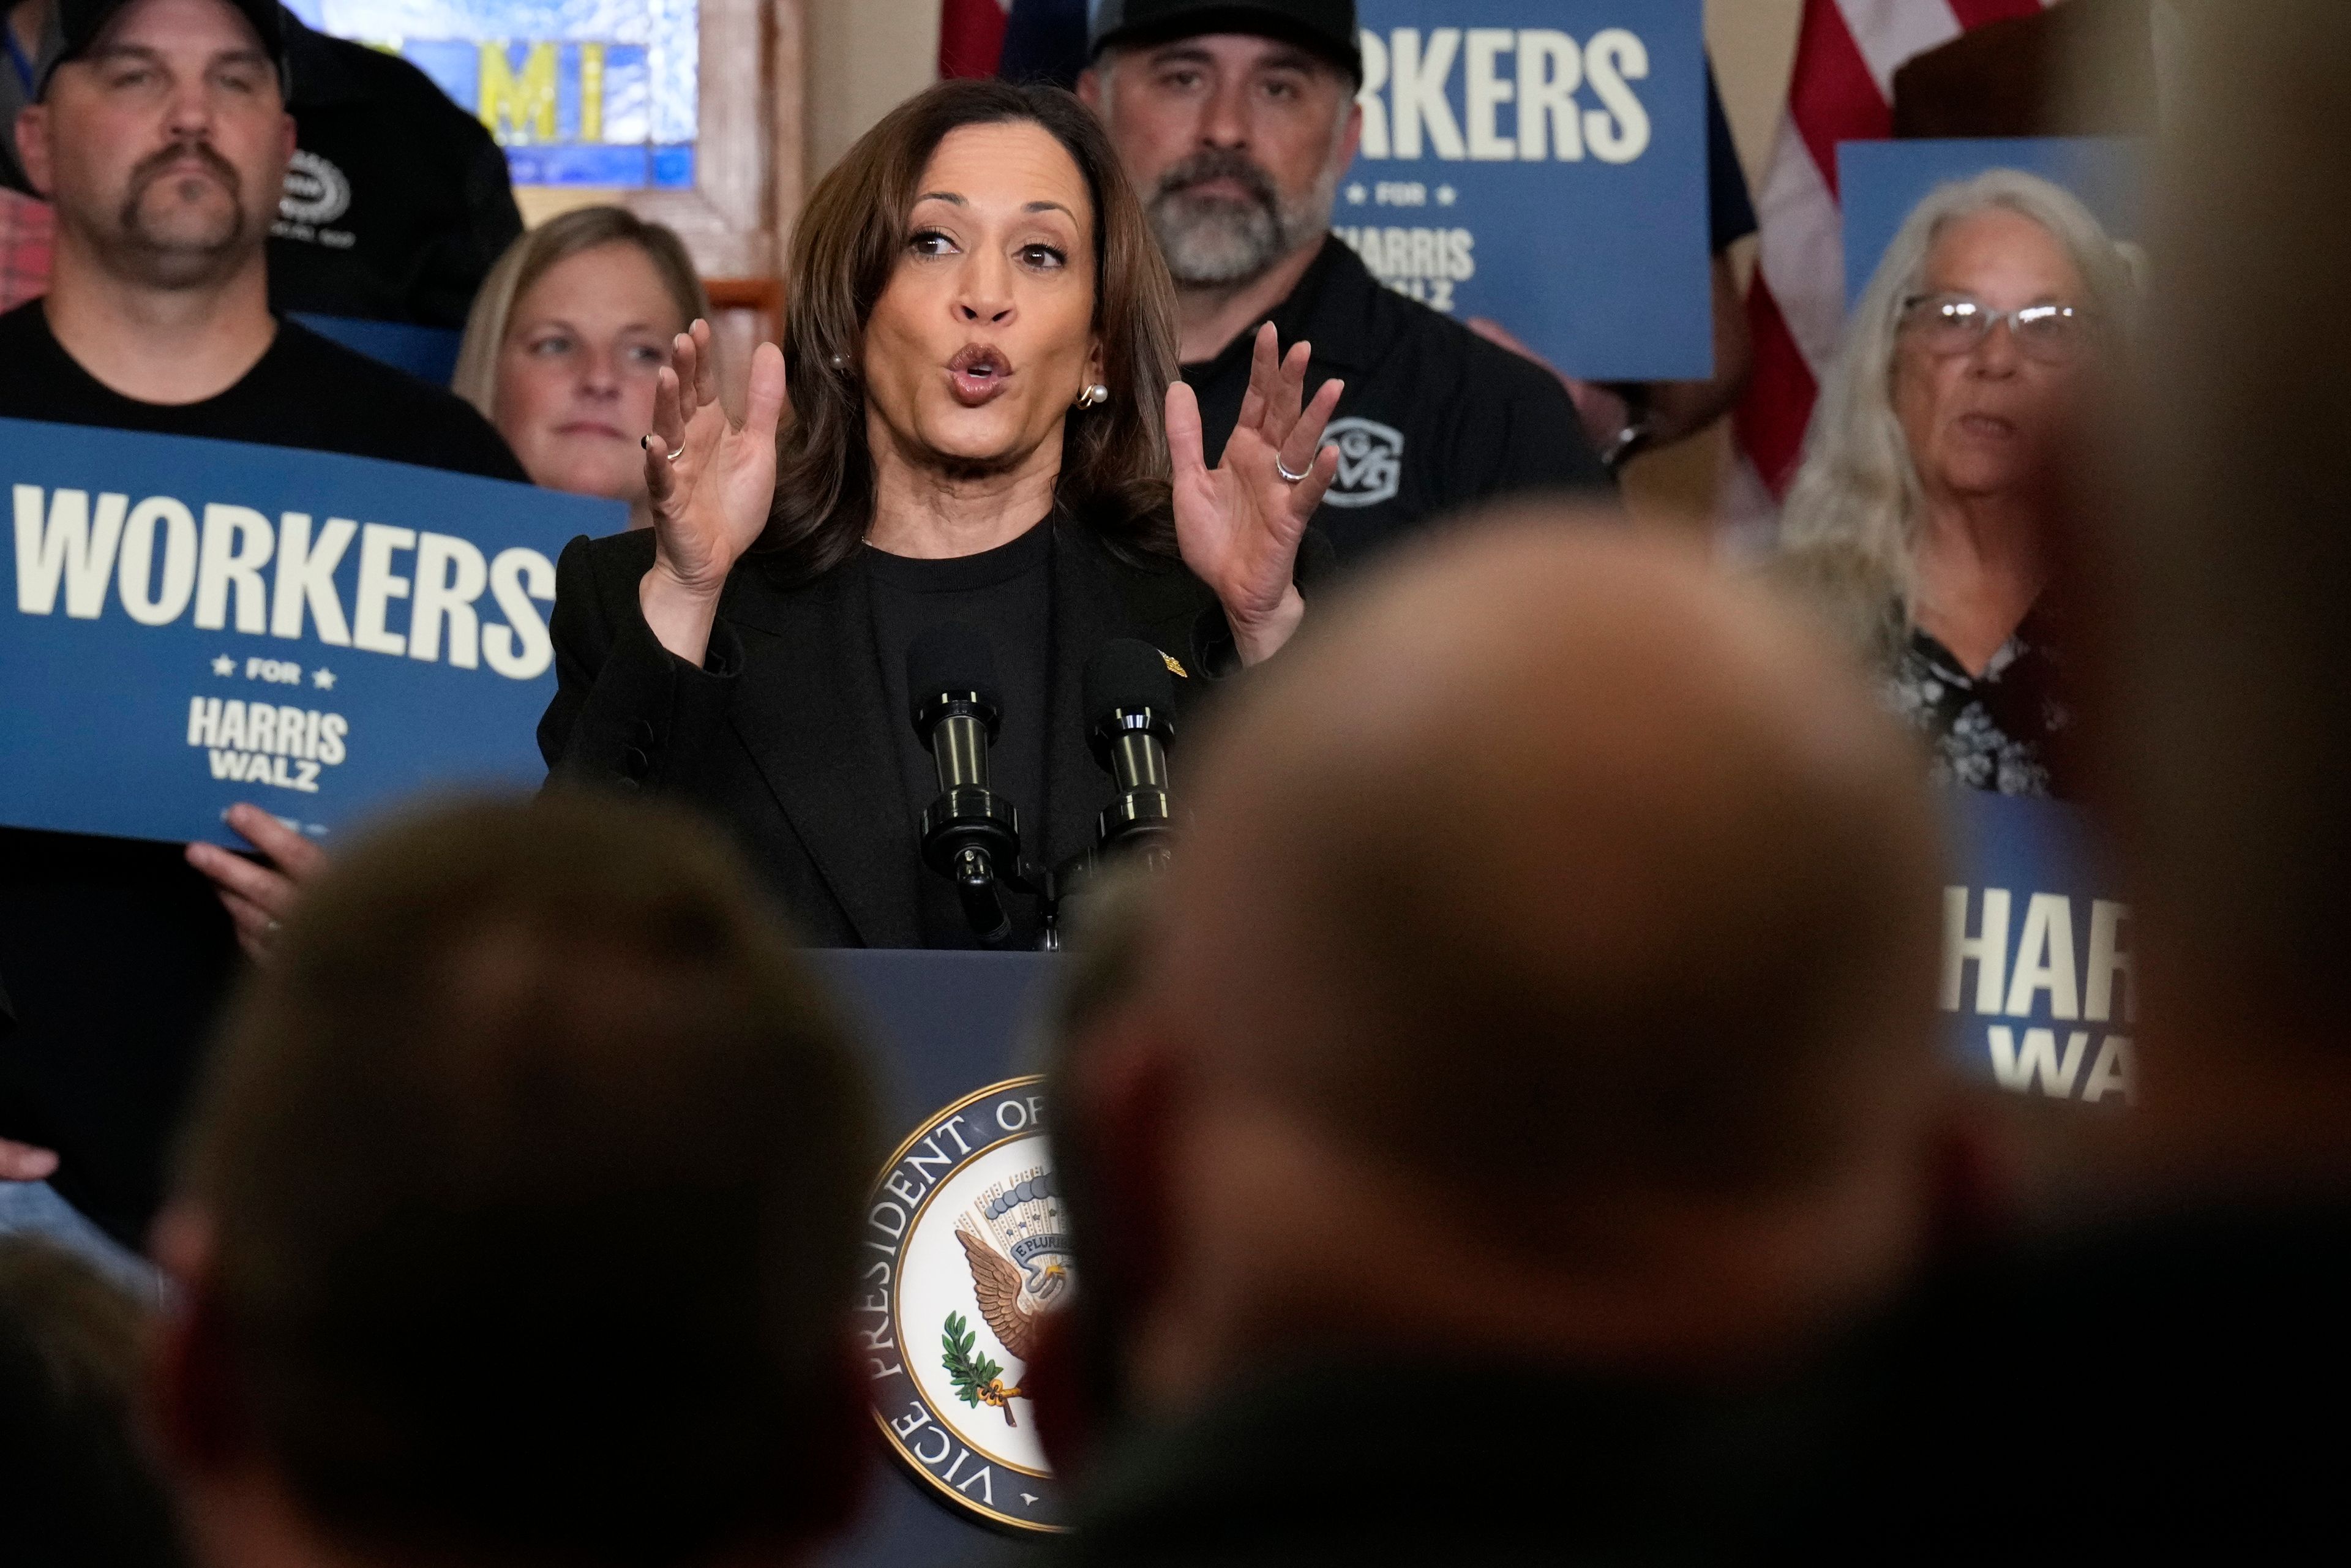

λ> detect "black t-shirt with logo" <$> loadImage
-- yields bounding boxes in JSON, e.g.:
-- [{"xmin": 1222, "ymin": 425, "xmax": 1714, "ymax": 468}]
[
  {"xmin": 1179, "ymin": 237, "xmax": 1612, "ymax": 566},
  {"xmin": 267, "ymin": 11, "xmax": 524, "ymax": 329},
  {"xmin": 0, "ymin": 300, "xmax": 525, "ymax": 1247}
]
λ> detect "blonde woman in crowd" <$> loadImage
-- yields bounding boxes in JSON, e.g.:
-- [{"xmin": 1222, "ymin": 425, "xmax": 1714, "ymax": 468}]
[
  {"xmin": 454, "ymin": 207, "xmax": 712, "ymax": 528},
  {"xmin": 1775, "ymin": 170, "xmax": 2135, "ymax": 796}
]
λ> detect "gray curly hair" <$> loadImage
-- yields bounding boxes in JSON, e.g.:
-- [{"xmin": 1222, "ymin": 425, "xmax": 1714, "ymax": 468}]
[{"xmin": 1773, "ymin": 168, "xmax": 2138, "ymax": 658}]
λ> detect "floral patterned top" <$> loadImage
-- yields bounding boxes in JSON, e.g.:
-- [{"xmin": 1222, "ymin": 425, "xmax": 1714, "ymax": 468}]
[{"xmin": 1885, "ymin": 609, "xmax": 2072, "ymax": 797}]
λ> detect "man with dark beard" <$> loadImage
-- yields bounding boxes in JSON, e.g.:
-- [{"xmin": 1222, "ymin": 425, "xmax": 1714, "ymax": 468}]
[
  {"xmin": 1079, "ymin": 0, "xmax": 1610, "ymax": 563},
  {"xmin": 0, "ymin": 0, "xmax": 523, "ymax": 1264}
]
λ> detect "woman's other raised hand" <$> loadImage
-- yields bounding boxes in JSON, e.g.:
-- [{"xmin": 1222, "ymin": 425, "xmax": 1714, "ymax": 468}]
[
  {"xmin": 638, "ymin": 321, "xmax": 789, "ymax": 664},
  {"xmin": 1166, "ymin": 323, "xmax": 1340, "ymax": 665}
]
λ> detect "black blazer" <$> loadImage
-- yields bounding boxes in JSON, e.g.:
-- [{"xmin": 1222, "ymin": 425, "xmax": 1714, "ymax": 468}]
[{"xmin": 539, "ymin": 520, "xmax": 1266, "ymax": 947}]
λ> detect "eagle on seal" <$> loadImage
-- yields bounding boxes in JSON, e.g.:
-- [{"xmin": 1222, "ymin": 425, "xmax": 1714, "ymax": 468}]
[{"xmin": 955, "ymin": 1168, "xmax": 1073, "ymax": 1362}]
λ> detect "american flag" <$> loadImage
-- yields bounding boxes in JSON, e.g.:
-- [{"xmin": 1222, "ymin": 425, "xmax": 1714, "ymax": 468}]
[
  {"xmin": 1727, "ymin": 0, "xmax": 2055, "ymax": 539},
  {"xmin": 939, "ymin": 0, "xmax": 1013, "ymax": 79}
]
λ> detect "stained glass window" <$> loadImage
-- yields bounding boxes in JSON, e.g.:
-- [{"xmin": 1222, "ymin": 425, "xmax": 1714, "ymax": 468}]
[{"xmin": 283, "ymin": 1, "xmax": 700, "ymax": 190}]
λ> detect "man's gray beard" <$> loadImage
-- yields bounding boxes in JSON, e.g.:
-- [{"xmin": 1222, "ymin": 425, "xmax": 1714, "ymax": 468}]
[{"xmin": 1149, "ymin": 170, "xmax": 1338, "ymax": 288}]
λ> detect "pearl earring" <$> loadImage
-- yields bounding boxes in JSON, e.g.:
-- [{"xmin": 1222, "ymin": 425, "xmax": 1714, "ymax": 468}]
[{"xmin": 1076, "ymin": 383, "xmax": 1109, "ymax": 408}]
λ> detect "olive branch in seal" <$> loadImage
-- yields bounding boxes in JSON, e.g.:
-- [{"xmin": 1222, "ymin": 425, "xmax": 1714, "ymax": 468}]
[{"xmin": 942, "ymin": 1310, "xmax": 1025, "ymax": 1425}]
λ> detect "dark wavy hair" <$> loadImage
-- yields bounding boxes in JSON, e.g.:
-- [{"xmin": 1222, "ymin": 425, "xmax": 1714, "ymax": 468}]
[{"xmin": 760, "ymin": 80, "xmax": 1180, "ymax": 582}]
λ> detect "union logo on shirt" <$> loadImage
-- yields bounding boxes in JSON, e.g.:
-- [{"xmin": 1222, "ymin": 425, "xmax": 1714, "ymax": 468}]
[
  {"xmin": 278, "ymin": 150, "xmax": 351, "ymax": 227},
  {"xmin": 1319, "ymin": 416, "xmax": 1404, "ymax": 508}
]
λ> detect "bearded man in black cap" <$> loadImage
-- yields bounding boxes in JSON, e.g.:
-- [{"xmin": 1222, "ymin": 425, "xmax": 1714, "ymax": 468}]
[{"xmin": 1079, "ymin": 0, "xmax": 1610, "ymax": 565}]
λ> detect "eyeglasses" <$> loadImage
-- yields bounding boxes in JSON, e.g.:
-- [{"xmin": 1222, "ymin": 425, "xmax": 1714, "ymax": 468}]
[{"xmin": 1899, "ymin": 293, "xmax": 2094, "ymax": 364}]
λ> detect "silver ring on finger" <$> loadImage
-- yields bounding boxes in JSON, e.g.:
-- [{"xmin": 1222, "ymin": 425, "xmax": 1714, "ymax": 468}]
[{"xmin": 1275, "ymin": 454, "xmax": 1312, "ymax": 485}]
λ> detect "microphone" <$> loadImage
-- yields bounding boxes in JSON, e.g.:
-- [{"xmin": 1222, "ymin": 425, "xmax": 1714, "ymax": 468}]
[
  {"xmin": 1084, "ymin": 639, "xmax": 1178, "ymax": 868},
  {"xmin": 909, "ymin": 624, "xmax": 1021, "ymax": 941}
]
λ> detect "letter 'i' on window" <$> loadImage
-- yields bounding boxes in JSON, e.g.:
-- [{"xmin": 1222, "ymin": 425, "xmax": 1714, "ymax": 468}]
[{"xmin": 1941, "ymin": 887, "xmax": 2011, "ymax": 1013}]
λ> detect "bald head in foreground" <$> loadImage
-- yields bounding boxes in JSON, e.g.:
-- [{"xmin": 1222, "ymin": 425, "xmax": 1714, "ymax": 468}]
[
  {"xmin": 146, "ymin": 795, "xmax": 877, "ymax": 1568},
  {"xmin": 1805, "ymin": 8, "xmax": 2351, "ymax": 1558},
  {"xmin": 1034, "ymin": 512, "xmax": 1952, "ymax": 1566}
]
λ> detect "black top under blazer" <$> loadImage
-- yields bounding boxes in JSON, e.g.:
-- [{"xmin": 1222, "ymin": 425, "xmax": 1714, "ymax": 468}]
[{"xmin": 539, "ymin": 519, "xmax": 1284, "ymax": 947}]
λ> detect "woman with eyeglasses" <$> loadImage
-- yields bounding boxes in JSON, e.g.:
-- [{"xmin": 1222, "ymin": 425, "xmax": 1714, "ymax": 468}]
[{"xmin": 1774, "ymin": 170, "xmax": 2135, "ymax": 796}]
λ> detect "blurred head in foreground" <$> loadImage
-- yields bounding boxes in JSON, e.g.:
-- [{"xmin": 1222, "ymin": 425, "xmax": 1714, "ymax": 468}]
[
  {"xmin": 0, "ymin": 1237, "xmax": 181, "ymax": 1567},
  {"xmin": 1044, "ymin": 513, "xmax": 1952, "ymax": 1441},
  {"xmin": 149, "ymin": 794, "xmax": 877, "ymax": 1568},
  {"xmin": 2098, "ymin": 0, "xmax": 2351, "ymax": 1185}
]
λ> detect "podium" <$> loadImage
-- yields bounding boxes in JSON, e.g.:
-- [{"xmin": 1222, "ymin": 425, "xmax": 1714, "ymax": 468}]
[{"xmin": 806, "ymin": 949, "xmax": 1064, "ymax": 1562}]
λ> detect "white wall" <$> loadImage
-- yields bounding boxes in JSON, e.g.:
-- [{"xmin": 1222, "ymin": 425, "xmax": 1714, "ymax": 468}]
[{"xmin": 804, "ymin": 0, "xmax": 942, "ymax": 184}]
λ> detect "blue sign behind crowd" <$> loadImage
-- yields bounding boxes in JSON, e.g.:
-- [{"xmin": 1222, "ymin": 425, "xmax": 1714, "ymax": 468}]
[
  {"xmin": 1941, "ymin": 790, "xmax": 2135, "ymax": 1106},
  {"xmin": 1341, "ymin": 1, "xmax": 1711, "ymax": 380},
  {"xmin": 0, "ymin": 419, "xmax": 624, "ymax": 849}
]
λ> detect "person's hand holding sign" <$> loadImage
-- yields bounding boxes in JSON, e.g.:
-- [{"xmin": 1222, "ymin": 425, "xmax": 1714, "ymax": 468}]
[
  {"xmin": 186, "ymin": 803, "xmax": 330, "ymax": 963},
  {"xmin": 1167, "ymin": 324, "xmax": 1341, "ymax": 666},
  {"xmin": 637, "ymin": 320, "xmax": 790, "ymax": 666}
]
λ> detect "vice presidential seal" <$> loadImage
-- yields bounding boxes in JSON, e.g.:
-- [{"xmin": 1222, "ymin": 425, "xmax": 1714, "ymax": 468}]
[{"xmin": 863, "ymin": 1077, "xmax": 1070, "ymax": 1533}]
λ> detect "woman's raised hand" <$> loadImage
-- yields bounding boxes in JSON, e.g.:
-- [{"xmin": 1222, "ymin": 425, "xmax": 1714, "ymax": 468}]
[
  {"xmin": 1166, "ymin": 323, "xmax": 1341, "ymax": 665},
  {"xmin": 639, "ymin": 321, "xmax": 789, "ymax": 664}
]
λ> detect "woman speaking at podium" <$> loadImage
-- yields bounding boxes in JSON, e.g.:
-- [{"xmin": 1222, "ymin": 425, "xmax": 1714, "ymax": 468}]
[{"xmin": 539, "ymin": 80, "xmax": 1339, "ymax": 948}]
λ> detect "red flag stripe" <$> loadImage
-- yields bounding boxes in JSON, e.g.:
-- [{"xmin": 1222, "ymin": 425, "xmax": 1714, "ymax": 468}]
[
  {"xmin": 938, "ymin": 0, "xmax": 1009, "ymax": 79},
  {"xmin": 1736, "ymin": 279, "xmax": 1821, "ymax": 500},
  {"xmin": 1945, "ymin": 0, "xmax": 2048, "ymax": 31},
  {"xmin": 1788, "ymin": 0, "xmax": 1893, "ymax": 196}
]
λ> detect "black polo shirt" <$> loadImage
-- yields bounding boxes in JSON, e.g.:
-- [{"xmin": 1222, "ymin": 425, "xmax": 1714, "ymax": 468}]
[{"xmin": 1179, "ymin": 237, "xmax": 1611, "ymax": 565}]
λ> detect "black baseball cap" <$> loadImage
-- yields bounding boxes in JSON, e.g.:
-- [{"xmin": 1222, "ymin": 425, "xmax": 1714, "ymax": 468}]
[
  {"xmin": 1090, "ymin": 0, "xmax": 1361, "ymax": 83},
  {"xmin": 42, "ymin": 0, "xmax": 287, "ymax": 98}
]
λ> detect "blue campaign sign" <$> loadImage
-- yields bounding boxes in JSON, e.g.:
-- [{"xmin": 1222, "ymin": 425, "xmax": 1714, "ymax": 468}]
[
  {"xmin": 289, "ymin": 313, "xmax": 465, "ymax": 388},
  {"xmin": 1341, "ymin": 1, "xmax": 1711, "ymax": 381},
  {"xmin": 1840, "ymin": 137, "xmax": 2144, "ymax": 309},
  {"xmin": 1939, "ymin": 789, "xmax": 2137, "ymax": 1107},
  {"xmin": 0, "ymin": 419, "xmax": 625, "ymax": 849}
]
